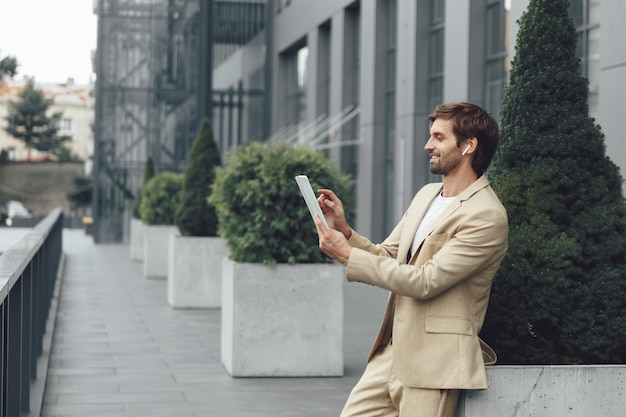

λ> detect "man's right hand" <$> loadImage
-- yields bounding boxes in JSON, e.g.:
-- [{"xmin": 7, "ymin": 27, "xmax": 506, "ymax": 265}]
[{"xmin": 316, "ymin": 189, "xmax": 352, "ymax": 240}]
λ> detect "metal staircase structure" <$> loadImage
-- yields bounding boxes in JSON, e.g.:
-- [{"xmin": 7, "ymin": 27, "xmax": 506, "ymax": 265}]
[{"xmin": 92, "ymin": 0, "xmax": 266, "ymax": 242}]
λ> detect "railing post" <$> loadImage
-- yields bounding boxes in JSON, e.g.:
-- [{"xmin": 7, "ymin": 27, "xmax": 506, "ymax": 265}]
[
  {"xmin": 31, "ymin": 253, "xmax": 41, "ymax": 374},
  {"xmin": 1, "ymin": 302, "xmax": 6, "ymax": 416},
  {"xmin": 7, "ymin": 279, "xmax": 22, "ymax": 417},
  {"xmin": 21, "ymin": 263, "xmax": 32, "ymax": 411}
]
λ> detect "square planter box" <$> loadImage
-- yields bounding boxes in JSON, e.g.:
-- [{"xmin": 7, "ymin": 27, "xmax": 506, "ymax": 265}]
[
  {"xmin": 143, "ymin": 225, "xmax": 179, "ymax": 279},
  {"xmin": 129, "ymin": 218, "xmax": 144, "ymax": 262},
  {"xmin": 221, "ymin": 259, "xmax": 345, "ymax": 377},
  {"xmin": 168, "ymin": 235, "xmax": 230, "ymax": 308}
]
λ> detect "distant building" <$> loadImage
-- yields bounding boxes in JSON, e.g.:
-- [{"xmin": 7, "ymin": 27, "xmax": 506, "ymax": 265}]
[{"xmin": 0, "ymin": 78, "xmax": 94, "ymax": 164}]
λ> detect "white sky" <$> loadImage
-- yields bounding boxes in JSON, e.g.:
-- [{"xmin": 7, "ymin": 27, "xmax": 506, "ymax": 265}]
[{"xmin": 0, "ymin": 0, "xmax": 97, "ymax": 85}]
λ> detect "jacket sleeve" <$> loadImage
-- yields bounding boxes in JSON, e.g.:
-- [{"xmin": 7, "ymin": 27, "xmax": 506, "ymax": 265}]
[
  {"xmin": 347, "ymin": 208, "xmax": 409, "ymax": 260},
  {"xmin": 346, "ymin": 204, "xmax": 508, "ymax": 300}
]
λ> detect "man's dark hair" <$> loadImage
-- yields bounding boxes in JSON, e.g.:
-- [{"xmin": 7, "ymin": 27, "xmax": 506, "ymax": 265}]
[{"xmin": 429, "ymin": 102, "xmax": 499, "ymax": 176}]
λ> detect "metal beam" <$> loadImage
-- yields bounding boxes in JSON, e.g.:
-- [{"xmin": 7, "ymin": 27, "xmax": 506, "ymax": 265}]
[{"xmin": 199, "ymin": 0, "xmax": 213, "ymax": 121}]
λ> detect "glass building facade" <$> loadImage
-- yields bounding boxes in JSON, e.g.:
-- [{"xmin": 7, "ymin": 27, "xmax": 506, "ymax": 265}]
[{"xmin": 93, "ymin": 0, "xmax": 622, "ymax": 243}]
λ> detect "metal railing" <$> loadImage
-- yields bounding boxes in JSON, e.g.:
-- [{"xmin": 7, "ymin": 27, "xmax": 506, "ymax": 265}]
[
  {"xmin": 0, "ymin": 208, "xmax": 64, "ymax": 417},
  {"xmin": 264, "ymin": 105, "xmax": 362, "ymax": 149}
]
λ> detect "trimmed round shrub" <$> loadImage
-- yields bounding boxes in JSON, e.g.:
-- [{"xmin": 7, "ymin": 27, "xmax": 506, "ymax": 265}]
[
  {"xmin": 139, "ymin": 172, "xmax": 184, "ymax": 225},
  {"xmin": 209, "ymin": 142, "xmax": 354, "ymax": 265}
]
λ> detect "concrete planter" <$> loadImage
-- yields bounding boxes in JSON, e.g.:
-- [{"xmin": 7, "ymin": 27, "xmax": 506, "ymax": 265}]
[
  {"xmin": 167, "ymin": 235, "xmax": 229, "ymax": 308},
  {"xmin": 221, "ymin": 259, "xmax": 344, "ymax": 377},
  {"xmin": 454, "ymin": 365, "xmax": 626, "ymax": 417},
  {"xmin": 129, "ymin": 218, "xmax": 144, "ymax": 262},
  {"xmin": 142, "ymin": 225, "xmax": 179, "ymax": 279}
]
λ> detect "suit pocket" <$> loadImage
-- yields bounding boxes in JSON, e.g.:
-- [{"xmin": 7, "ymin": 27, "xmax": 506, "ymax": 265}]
[
  {"xmin": 417, "ymin": 232, "xmax": 450, "ymax": 261},
  {"xmin": 424, "ymin": 316, "xmax": 474, "ymax": 336}
]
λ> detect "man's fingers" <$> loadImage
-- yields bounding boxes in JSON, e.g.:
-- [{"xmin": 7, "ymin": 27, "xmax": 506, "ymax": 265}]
[
  {"xmin": 323, "ymin": 198, "xmax": 336, "ymax": 209},
  {"xmin": 317, "ymin": 188, "xmax": 340, "ymax": 203},
  {"xmin": 317, "ymin": 188, "xmax": 335, "ymax": 197},
  {"xmin": 314, "ymin": 214, "xmax": 327, "ymax": 232}
]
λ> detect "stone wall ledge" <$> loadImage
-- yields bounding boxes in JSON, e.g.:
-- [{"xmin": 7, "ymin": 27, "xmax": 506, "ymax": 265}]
[{"xmin": 455, "ymin": 365, "xmax": 626, "ymax": 417}]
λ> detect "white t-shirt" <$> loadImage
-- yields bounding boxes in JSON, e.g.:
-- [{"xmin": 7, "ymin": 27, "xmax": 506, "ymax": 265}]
[{"xmin": 409, "ymin": 192, "xmax": 455, "ymax": 258}]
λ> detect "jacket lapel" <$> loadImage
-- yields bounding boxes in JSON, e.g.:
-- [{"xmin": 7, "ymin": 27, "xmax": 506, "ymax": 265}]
[
  {"xmin": 405, "ymin": 175, "xmax": 490, "ymax": 264},
  {"xmin": 398, "ymin": 183, "xmax": 442, "ymax": 263}
]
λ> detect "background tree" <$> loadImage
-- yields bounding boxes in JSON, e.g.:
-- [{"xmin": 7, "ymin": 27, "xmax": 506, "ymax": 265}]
[
  {"xmin": 482, "ymin": 0, "xmax": 626, "ymax": 364},
  {"xmin": 133, "ymin": 157, "xmax": 155, "ymax": 219},
  {"xmin": 0, "ymin": 53, "xmax": 18, "ymax": 80},
  {"xmin": 175, "ymin": 118, "xmax": 222, "ymax": 236},
  {"xmin": 4, "ymin": 78, "xmax": 70, "ymax": 160}
]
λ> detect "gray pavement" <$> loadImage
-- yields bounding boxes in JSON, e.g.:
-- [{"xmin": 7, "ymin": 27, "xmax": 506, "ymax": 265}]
[{"xmin": 41, "ymin": 229, "xmax": 389, "ymax": 417}]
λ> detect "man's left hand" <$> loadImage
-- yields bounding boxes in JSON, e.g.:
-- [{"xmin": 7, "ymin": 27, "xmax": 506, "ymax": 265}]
[{"xmin": 315, "ymin": 214, "xmax": 352, "ymax": 265}]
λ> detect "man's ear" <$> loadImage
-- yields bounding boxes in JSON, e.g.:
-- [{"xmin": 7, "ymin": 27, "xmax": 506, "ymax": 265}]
[{"xmin": 462, "ymin": 137, "xmax": 477, "ymax": 155}]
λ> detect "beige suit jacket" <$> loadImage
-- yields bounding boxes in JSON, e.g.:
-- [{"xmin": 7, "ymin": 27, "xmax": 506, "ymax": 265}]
[{"xmin": 346, "ymin": 175, "xmax": 508, "ymax": 390}]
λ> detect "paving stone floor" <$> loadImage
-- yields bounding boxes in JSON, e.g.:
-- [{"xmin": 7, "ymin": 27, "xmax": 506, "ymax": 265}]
[{"xmin": 41, "ymin": 229, "xmax": 388, "ymax": 417}]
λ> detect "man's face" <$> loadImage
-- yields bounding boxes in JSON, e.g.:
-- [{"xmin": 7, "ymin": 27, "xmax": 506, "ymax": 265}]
[{"xmin": 425, "ymin": 118, "xmax": 463, "ymax": 176}]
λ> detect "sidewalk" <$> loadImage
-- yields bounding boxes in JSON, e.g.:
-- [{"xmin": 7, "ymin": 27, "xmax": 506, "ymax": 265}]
[{"xmin": 41, "ymin": 229, "xmax": 389, "ymax": 417}]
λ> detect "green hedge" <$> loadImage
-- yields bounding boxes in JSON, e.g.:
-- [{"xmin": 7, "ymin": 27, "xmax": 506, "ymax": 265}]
[
  {"xmin": 139, "ymin": 172, "xmax": 184, "ymax": 225},
  {"xmin": 209, "ymin": 142, "xmax": 354, "ymax": 265}
]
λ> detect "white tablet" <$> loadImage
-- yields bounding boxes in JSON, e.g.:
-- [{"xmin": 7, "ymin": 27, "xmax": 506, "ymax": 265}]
[{"xmin": 295, "ymin": 175, "xmax": 329, "ymax": 228}]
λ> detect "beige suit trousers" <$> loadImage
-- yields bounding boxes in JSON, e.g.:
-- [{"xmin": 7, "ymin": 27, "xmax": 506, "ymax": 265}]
[{"xmin": 340, "ymin": 344, "xmax": 460, "ymax": 417}]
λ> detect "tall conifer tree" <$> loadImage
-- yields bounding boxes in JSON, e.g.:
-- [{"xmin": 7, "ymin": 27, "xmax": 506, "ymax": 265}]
[
  {"xmin": 175, "ymin": 118, "xmax": 222, "ymax": 236},
  {"xmin": 482, "ymin": 0, "xmax": 626, "ymax": 364},
  {"xmin": 4, "ymin": 79, "xmax": 70, "ymax": 160},
  {"xmin": 133, "ymin": 157, "xmax": 155, "ymax": 219}
]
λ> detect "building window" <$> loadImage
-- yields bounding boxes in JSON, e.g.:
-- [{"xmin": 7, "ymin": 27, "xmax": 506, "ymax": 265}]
[
  {"xmin": 59, "ymin": 118, "xmax": 73, "ymax": 137},
  {"xmin": 7, "ymin": 147, "xmax": 16, "ymax": 161},
  {"xmin": 383, "ymin": 0, "xmax": 397, "ymax": 233},
  {"xmin": 341, "ymin": 2, "xmax": 361, "ymax": 179},
  {"xmin": 428, "ymin": 0, "xmax": 444, "ymax": 112},
  {"xmin": 317, "ymin": 21, "xmax": 332, "ymax": 147},
  {"xmin": 569, "ymin": 0, "xmax": 600, "ymax": 118},
  {"xmin": 282, "ymin": 44, "xmax": 308, "ymax": 126},
  {"xmin": 246, "ymin": 67, "xmax": 265, "ymax": 142},
  {"xmin": 485, "ymin": 0, "xmax": 508, "ymax": 120},
  {"xmin": 425, "ymin": 0, "xmax": 445, "ymax": 184}
]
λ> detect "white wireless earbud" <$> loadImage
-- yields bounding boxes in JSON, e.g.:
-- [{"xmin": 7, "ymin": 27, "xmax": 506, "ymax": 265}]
[{"xmin": 461, "ymin": 144, "xmax": 471, "ymax": 156}]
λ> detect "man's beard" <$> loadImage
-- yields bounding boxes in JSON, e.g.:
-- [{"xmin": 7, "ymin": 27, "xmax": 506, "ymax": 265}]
[{"xmin": 429, "ymin": 151, "xmax": 461, "ymax": 175}]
